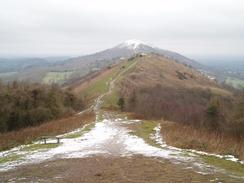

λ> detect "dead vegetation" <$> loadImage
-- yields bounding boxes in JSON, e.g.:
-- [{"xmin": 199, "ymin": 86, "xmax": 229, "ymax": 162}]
[
  {"xmin": 119, "ymin": 54, "xmax": 231, "ymax": 125},
  {"xmin": 0, "ymin": 112, "xmax": 95, "ymax": 151},
  {"xmin": 160, "ymin": 120, "xmax": 244, "ymax": 160},
  {"xmin": 0, "ymin": 81, "xmax": 84, "ymax": 133}
]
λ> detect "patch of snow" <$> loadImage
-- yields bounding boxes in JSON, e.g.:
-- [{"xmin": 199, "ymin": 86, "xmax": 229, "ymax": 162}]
[
  {"xmin": 1, "ymin": 116, "xmax": 244, "ymax": 182},
  {"xmin": 118, "ymin": 39, "xmax": 145, "ymax": 50},
  {"xmin": 0, "ymin": 119, "xmax": 200, "ymax": 172},
  {"xmin": 186, "ymin": 149, "xmax": 244, "ymax": 165},
  {"xmin": 151, "ymin": 124, "xmax": 165, "ymax": 147}
]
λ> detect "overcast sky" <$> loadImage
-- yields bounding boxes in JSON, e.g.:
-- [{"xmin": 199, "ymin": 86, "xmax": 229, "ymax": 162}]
[{"xmin": 0, "ymin": 0, "xmax": 243, "ymax": 60}]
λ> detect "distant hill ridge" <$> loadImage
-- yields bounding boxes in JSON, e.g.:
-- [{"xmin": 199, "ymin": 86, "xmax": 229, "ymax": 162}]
[{"xmin": 0, "ymin": 40, "xmax": 208, "ymax": 84}]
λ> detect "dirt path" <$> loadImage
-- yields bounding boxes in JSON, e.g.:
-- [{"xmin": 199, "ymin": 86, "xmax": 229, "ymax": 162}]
[
  {"xmin": 1, "ymin": 111, "xmax": 243, "ymax": 182},
  {"xmin": 0, "ymin": 156, "xmax": 226, "ymax": 183}
]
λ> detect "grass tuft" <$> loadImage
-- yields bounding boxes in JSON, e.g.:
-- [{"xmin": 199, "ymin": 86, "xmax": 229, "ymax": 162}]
[
  {"xmin": 0, "ymin": 154, "xmax": 23, "ymax": 164},
  {"xmin": 21, "ymin": 143, "xmax": 59, "ymax": 151},
  {"xmin": 130, "ymin": 120, "xmax": 160, "ymax": 147},
  {"xmin": 63, "ymin": 123, "xmax": 95, "ymax": 138},
  {"xmin": 202, "ymin": 155, "xmax": 244, "ymax": 176}
]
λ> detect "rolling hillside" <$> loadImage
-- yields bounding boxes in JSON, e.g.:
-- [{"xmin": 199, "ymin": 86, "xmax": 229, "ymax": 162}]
[
  {"xmin": 101, "ymin": 54, "xmax": 244, "ymax": 160},
  {"xmin": 1, "ymin": 53, "xmax": 244, "ymax": 182},
  {"xmin": 108, "ymin": 54, "xmax": 231, "ymax": 121},
  {"xmin": 0, "ymin": 40, "xmax": 211, "ymax": 85}
]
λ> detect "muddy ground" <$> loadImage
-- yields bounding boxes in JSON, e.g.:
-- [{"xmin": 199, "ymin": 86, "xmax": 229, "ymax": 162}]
[{"xmin": 1, "ymin": 155, "xmax": 228, "ymax": 183}]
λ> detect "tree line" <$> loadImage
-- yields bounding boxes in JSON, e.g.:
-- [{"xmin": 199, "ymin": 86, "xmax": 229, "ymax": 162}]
[{"xmin": 0, "ymin": 81, "xmax": 83, "ymax": 132}]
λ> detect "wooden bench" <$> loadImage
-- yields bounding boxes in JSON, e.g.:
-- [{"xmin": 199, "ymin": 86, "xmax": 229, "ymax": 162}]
[{"xmin": 39, "ymin": 136, "xmax": 62, "ymax": 144}]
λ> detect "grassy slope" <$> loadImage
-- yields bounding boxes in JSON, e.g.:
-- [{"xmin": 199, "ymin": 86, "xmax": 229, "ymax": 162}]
[
  {"xmin": 120, "ymin": 54, "xmax": 231, "ymax": 96},
  {"xmin": 102, "ymin": 59, "xmax": 139, "ymax": 109},
  {"xmin": 72, "ymin": 59, "xmax": 138, "ymax": 108},
  {"xmin": 72, "ymin": 65, "xmax": 120, "ymax": 106},
  {"xmin": 118, "ymin": 54, "xmax": 231, "ymax": 122}
]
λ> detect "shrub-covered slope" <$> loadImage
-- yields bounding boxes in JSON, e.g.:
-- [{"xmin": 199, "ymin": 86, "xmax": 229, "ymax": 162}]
[
  {"xmin": 117, "ymin": 54, "xmax": 243, "ymax": 138},
  {"xmin": 119, "ymin": 55, "xmax": 228, "ymax": 119},
  {"xmin": 0, "ymin": 81, "xmax": 83, "ymax": 132}
]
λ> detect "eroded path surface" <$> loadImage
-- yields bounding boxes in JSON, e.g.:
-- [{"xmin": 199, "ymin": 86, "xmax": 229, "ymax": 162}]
[
  {"xmin": 0, "ymin": 156, "xmax": 227, "ymax": 183},
  {"xmin": 1, "ymin": 63, "xmax": 244, "ymax": 182}
]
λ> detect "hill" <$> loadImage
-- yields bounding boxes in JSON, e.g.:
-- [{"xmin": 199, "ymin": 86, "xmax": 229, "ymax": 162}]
[
  {"xmin": 0, "ymin": 40, "xmax": 211, "ymax": 85},
  {"xmin": 69, "ymin": 53, "xmax": 244, "ymax": 160},
  {"xmin": 1, "ymin": 53, "xmax": 244, "ymax": 180},
  {"xmin": 113, "ymin": 54, "xmax": 230, "ymax": 124},
  {"xmin": 101, "ymin": 54, "xmax": 244, "ymax": 159}
]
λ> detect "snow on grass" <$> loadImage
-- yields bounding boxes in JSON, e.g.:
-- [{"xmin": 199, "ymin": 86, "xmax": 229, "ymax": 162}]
[
  {"xmin": 0, "ymin": 115, "xmax": 243, "ymax": 181},
  {"xmin": 153, "ymin": 123, "xmax": 244, "ymax": 165}
]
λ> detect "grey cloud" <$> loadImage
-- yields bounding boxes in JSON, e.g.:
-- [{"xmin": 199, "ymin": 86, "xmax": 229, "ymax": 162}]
[{"xmin": 0, "ymin": 0, "xmax": 243, "ymax": 58}]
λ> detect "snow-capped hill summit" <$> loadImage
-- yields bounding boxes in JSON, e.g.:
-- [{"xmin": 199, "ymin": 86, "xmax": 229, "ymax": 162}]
[
  {"xmin": 118, "ymin": 39, "xmax": 145, "ymax": 50},
  {"xmin": 60, "ymin": 39, "xmax": 205, "ymax": 73}
]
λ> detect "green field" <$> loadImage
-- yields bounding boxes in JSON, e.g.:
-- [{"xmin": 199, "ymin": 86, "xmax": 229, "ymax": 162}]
[
  {"xmin": 43, "ymin": 71, "xmax": 73, "ymax": 84},
  {"xmin": 0, "ymin": 72, "xmax": 17, "ymax": 78},
  {"xmin": 225, "ymin": 77, "xmax": 244, "ymax": 89}
]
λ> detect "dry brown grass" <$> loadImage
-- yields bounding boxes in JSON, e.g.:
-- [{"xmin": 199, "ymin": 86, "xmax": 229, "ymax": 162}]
[
  {"xmin": 116, "ymin": 55, "xmax": 243, "ymax": 160},
  {"xmin": 120, "ymin": 54, "xmax": 231, "ymax": 97},
  {"xmin": 118, "ymin": 54, "xmax": 233, "ymax": 129},
  {"xmin": 160, "ymin": 120, "xmax": 244, "ymax": 160},
  {"xmin": 0, "ymin": 112, "xmax": 95, "ymax": 151}
]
